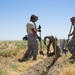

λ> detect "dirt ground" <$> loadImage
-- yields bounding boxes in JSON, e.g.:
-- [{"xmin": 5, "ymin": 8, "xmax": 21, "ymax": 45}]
[
  {"xmin": 23, "ymin": 52, "xmax": 75, "ymax": 75},
  {"xmin": 0, "ymin": 41, "xmax": 75, "ymax": 75}
]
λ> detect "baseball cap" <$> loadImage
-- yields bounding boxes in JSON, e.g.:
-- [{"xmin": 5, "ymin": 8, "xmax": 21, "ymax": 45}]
[{"xmin": 31, "ymin": 14, "xmax": 38, "ymax": 20}]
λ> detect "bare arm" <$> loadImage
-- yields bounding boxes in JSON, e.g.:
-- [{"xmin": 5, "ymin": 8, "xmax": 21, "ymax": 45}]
[
  {"xmin": 68, "ymin": 26, "xmax": 75, "ymax": 36},
  {"xmin": 44, "ymin": 36, "xmax": 50, "ymax": 45},
  {"xmin": 32, "ymin": 28, "xmax": 38, "ymax": 36}
]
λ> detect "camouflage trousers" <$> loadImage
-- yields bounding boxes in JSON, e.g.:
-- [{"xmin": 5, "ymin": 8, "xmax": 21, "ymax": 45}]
[
  {"xmin": 67, "ymin": 35, "xmax": 75, "ymax": 57},
  {"xmin": 26, "ymin": 34, "xmax": 38, "ymax": 57}
]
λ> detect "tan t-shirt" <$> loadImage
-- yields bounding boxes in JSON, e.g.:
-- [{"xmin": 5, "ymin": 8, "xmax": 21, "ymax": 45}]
[{"xmin": 26, "ymin": 21, "xmax": 36, "ymax": 34}]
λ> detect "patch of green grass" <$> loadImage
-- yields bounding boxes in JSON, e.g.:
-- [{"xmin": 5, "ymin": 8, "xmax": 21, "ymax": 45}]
[
  {"xmin": 0, "ymin": 65, "xmax": 7, "ymax": 75},
  {"xmin": 10, "ymin": 62, "xmax": 19, "ymax": 70},
  {"xmin": 0, "ymin": 41, "xmax": 27, "ymax": 57},
  {"xmin": 0, "ymin": 66, "xmax": 2, "ymax": 75}
]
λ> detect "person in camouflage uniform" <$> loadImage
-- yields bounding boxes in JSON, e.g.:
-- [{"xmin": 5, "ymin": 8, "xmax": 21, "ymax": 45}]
[
  {"xmin": 44, "ymin": 35, "xmax": 61, "ymax": 58},
  {"xmin": 67, "ymin": 17, "xmax": 75, "ymax": 59},
  {"xmin": 44, "ymin": 35, "xmax": 56, "ymax": 56},
  {"xmin": 20, "ymin": 14, "xmax": 39, "ymax": 61}
]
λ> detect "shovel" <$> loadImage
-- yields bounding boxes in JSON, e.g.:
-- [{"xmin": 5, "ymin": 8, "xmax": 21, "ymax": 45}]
[{"xmin": 38, "ymin": 25, "xmax": 44, "ymax": 56}]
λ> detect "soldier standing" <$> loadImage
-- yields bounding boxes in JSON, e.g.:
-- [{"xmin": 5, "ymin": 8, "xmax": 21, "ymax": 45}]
[
  {"xmin": 67, "ymin": 17, "xmax": 75, "ymax": 59},
  {"xmin": 21, "ymin": 14, "xmax": 39, "ymax": 61}
]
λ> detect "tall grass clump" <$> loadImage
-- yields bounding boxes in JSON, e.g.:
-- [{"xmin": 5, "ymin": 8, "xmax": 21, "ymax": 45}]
[{"xmin": 0, "ymin": 41, "xmax": 28, "ymax": 57}]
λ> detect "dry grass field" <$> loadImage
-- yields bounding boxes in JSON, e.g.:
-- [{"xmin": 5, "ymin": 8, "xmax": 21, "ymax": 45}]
[{"xmin": 0, "ymin": 40, "xmax": 75, "ymax": 75}]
